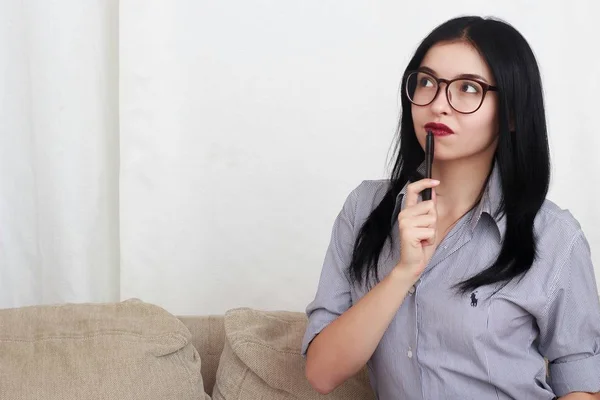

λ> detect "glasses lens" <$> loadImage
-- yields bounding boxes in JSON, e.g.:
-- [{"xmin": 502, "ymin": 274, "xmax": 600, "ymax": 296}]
[
  {"xmin": 447, "ymin": 79, "xmax": 484, "ymax": 113},
  {"xmin": 406, "ymin": 72, "xmax": 438, "ymax": 106}
]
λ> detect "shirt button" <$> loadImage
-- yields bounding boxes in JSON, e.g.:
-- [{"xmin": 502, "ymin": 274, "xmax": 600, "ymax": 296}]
[
  {"xmin": 407, "ymin": 347, "xmax": 413, "ymax": 358},
  {"xmin": 408, "ymin": 286, "xmax": 416, "ymax": 295}
]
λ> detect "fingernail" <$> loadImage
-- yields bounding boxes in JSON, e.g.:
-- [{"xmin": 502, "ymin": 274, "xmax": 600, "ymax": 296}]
[{"xmin": 432, "ymin": 179, "xmax": 440, "ymax": 184}]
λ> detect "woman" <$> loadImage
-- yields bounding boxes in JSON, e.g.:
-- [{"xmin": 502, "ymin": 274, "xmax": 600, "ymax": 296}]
[{"xmin": 301, "ymin": 16, "xmax": 600, "ymax": 400}]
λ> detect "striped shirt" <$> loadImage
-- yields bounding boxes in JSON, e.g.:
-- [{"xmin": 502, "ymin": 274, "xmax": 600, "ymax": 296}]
[{"xmin": 301, "ymin": 162, "xmax": 600, "ymax": 399}]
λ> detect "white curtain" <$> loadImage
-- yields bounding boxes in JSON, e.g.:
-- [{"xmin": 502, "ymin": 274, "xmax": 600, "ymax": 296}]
[
  {"xmin": 1, "ymin": 1, "xmax": 598, "ymax": 315},
  {"xmin": 0, "ymin": 0, "xmax": 119, "ymax": 308}
]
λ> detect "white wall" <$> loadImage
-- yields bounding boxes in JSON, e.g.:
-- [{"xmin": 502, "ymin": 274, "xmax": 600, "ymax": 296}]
[{"xmin": 119, "ymin": 0, "xmax": 599, "ymax": 315}]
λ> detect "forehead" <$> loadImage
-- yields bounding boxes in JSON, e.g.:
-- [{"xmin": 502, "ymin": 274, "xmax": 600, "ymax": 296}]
[{"xmin": 420, "ymin": 41, "xmax": 494, "ymax": 82}]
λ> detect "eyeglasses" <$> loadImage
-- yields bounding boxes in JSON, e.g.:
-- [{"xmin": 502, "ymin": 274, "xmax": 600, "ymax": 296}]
[{"xmin": 405, "ymin": 70, "xmax": 498, "ymax": 114}]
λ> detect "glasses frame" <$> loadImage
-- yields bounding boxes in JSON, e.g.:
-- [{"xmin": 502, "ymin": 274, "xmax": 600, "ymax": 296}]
[{"xmin": 405, "ymin": 69, "xmax": 499, "ymax": 114}]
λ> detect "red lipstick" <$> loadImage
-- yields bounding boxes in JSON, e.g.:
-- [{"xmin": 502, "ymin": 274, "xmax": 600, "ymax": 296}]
[{"xmin": 424, "ymin": 122, "xmax": 454, "ymax": 136}]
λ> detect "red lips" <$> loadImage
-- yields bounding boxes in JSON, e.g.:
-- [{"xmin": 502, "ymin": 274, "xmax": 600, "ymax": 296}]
[{"xmin": 424, "ymin": 122, "xmax": 454, "ymax": 136}]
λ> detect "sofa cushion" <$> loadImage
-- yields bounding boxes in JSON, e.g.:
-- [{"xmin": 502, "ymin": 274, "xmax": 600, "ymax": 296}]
[
  {"xmin": 212, "ymin": 308, "xmax": 375, "ymax": 399},
  {"xmin": 179, "ymin": 315, "xmax": 225, "ymax": 396},
  {"xmin": 0, "ymin": 298, "xmax": 210, "ymax": 400}
]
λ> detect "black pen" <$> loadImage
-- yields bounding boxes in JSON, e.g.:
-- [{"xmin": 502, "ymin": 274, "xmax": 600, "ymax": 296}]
[{"xmin": 422, "ymin": 131, "xmax": 434, "ymax": 201}]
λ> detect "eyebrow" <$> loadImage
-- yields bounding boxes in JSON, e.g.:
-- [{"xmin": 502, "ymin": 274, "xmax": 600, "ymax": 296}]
[{"xmin": 418, "ymin": 66, "xmax": 491, "ymax": 84}]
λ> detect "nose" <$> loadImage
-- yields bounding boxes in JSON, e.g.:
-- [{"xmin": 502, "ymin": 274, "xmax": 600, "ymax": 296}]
[{"xmin": 430, "ymin": 83, "xmax": 452, "ymax": 115}]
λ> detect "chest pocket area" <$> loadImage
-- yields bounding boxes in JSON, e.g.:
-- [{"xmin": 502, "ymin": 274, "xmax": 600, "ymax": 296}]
[{"xmin": 417, "ymin": 282, "xmax": 499, "ymax": 354}]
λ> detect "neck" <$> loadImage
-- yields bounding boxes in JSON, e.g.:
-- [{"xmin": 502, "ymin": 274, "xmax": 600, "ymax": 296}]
[{"xmin": 431, "ymin": 155, "xmax": 494, "ymax": 220}]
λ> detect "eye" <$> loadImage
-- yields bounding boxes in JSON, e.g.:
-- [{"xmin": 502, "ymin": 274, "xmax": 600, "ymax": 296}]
[
  {"xmin": 419, "ymin": 77, "xmax": 435, "ymax": 88},
  {"xmin": 459, "ymin": 81, "xmax": 480, "ymax": 93}
]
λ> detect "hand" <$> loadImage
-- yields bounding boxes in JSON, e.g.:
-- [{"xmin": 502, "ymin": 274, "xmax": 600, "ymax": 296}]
[
  {"xmin": 558, "ymin": 392, "xmax": 600, "ymax": 400},
  {"xmin": 394, "ymin": 178, "xmax": 440, "ymax": 282}
]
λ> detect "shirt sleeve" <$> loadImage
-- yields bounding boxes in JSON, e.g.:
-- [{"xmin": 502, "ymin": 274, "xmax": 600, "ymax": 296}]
[
  {"xmin": 537, "ymin": 229, "xmax": 600, "ymax": 396},
  {"xmin": 300, "ymin": 182, "xmax": 363, "ymax": 358}
]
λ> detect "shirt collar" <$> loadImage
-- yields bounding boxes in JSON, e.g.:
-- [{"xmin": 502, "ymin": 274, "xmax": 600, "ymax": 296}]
[
  {"xmin": 471, "ymin": 162, "xmax": 506, "ymax": 241},
  {"xmin": 393, "ymin": 161, "xmax": 506, "ymax": 242}
]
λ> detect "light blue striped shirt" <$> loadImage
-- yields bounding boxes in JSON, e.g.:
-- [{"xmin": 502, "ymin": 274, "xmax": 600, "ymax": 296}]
[{"xmin": 302, "ymin": 163, "xmax": 600, "ymax": 399}]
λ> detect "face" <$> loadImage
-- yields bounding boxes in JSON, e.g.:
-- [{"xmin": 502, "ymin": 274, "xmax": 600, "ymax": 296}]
[{"xmin": 410, "ymin": 41, "xmax": 499, "ymax": 162}]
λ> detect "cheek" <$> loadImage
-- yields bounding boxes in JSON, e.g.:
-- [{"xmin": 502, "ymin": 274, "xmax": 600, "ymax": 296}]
[
  {"xmin": 411, "ymin": 104, "xmax": 426, "ymax": 124},
  {"xmin": 462, "ymin": 106, "xmax": 498, "ymax": 143},
  {"xmin": 410, "ymin": 105, "xmax": 429, "ymax": 148},
  {"xmin": 411, "ymin": 105, "xmax": 430, "ymax": 138}
]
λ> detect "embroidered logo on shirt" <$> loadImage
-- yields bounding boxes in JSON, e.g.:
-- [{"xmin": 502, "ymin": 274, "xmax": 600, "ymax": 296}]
[{"xmin": 470, "ymin": 291, "xmax": 478, "ymax": 307}]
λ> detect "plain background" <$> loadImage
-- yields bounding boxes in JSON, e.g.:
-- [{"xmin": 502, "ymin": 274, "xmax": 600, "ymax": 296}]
[{"xmin": 1, "ymin": 1, "xmax": 598, "ymax": 315}]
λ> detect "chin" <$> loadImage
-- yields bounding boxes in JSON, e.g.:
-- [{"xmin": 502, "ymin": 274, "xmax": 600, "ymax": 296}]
[{"xmin": 431, "ymin": 152, "xmax": 455, "ymax": 162}]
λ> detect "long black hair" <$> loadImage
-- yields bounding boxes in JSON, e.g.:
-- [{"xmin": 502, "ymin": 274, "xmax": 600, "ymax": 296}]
[{"xmin": 348, "ymin": 16, "xmax": 550, "ymax": 294}]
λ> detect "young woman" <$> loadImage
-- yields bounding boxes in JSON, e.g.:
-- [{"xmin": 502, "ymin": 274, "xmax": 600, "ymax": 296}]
[{"xmin": 301, "ymin": 16, "xmax": 600, "ymax": 400}]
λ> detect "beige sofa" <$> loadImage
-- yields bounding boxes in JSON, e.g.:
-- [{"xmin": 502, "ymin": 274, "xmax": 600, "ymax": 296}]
[{"xmin": 0, "ymin": 298, "xmax": 375, "ymax": 400}]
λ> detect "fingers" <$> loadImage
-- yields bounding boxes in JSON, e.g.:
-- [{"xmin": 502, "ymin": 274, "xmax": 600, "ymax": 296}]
[
  {"xmin": 398, "ymin": 213, "xmax": 437, "ymax": 248},
  {"xmin": 399, "ymin": 199, "xmax": 437, "ymax": 218},
  {"xmin": 404, "ymin": 179, "xmax": 440, "ymax": 208},
  {"xmin": 398, "ymin": 183, "xmax": 438, "ymax": 249},
  {"xmin": 397, "ymin": 179, "xmax": 440, "ymax": 254},
  {"xmin": 398, "ymin": 214, "xmax": 436, "ymax": 231},
  {"xmin": 403, "ymin": 227, "xmax": 436, "ymax": 247}
]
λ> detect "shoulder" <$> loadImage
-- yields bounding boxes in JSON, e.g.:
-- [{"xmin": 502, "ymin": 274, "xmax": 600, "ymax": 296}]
[
  {"xmin": 353, "ymin": 179, "xmax": 391, "ymax": 203},
  {"xmin": 500, "ymin": 199, "xmax": 594, "ymax": 306},
  {"xmin": 531, "ymin": 199, "xmax": 591, "ymax": 281},
  {"xmin": 534, "ymin": 199, "xmax": 584, "ymax": 242},
  {"xmin": 339, "ymin": 179, "xmax": 391, "ymax": 230},
  {"xmin": 350, "ymin": 179, "xmax": 391, "ymax": 212}
]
